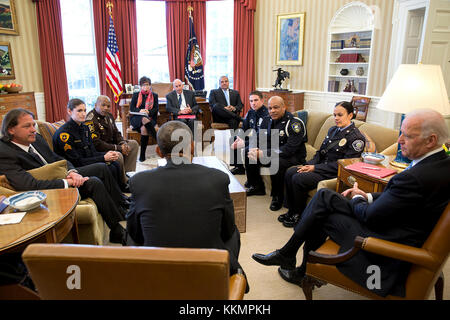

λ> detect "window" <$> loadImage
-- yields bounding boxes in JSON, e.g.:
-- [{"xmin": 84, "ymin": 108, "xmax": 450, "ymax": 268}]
[
  {"xmin": 205, "ymin": 0, "xmax": 234, "ymax": 91},
  {"xmin": 136, "ymin": 1, "xmax": 170, "ymax": 83},
  {"xmin": 60, "ymin": 0, "xmax": 99, "ymax": 111}
]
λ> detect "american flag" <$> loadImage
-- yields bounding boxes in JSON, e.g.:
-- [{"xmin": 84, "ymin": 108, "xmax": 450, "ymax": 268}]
[{"xmin": 105, "ymin": 16, "xmax": 123, "ymax": 103}]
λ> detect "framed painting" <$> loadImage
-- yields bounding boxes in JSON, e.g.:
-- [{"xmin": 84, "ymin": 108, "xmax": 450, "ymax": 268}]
[
  {"xmin": 276, "ymin": 12, "xmax": 305, "ymax": 66},
  {"xmin": 0, "ymin": 0, "xmax": 19, "ymax": 35},
  {"xmin": 0, "ymin": 42, "xmax": 15, "ymax": 80}
]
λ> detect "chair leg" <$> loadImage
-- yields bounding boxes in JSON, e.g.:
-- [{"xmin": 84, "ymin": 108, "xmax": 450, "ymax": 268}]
[
  {"xmin": 302, "ymin": 276, "xmax": 315, "ymax": 300},
  {"xmin": 301, "ymin": 275, "xmax": 327, "ymax": 300},
  {"xmin": 434, "ymin": 272, "xmax": 444, "ymax": 300}
]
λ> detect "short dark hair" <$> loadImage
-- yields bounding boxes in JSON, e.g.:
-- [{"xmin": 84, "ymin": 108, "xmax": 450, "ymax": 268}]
[
  {"xmin": 1, "ymin": 108, "xmax": 35, "ymax": 142},
  {"xmin": 67, "ymin": 98, "xmax": 85, "ymax": 111},
  {"xmin": 335, "ymin": 101, "xmax": 355, "ymax": 118},
  {"xmin": 249, "ymin": 90, "xmax": 263, "ymax": 99},
  {"xmin": 157, "ymin": 121, "xmax": 192, "ymax": 157},
  {"xmin": 139, "ymin": 76, "xmax": 152, "ymax": 86}
]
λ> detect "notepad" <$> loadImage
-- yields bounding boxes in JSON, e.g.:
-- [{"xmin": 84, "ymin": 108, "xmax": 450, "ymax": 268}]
[
  {"xmin": 345, "ymin": 161, "xmax": 397, "ymax": 179},
  {"xmin": 177, "ymin": 114, "xmax": 196, "ymax": 119}
]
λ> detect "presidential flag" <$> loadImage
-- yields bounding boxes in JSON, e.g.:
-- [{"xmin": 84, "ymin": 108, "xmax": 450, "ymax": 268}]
[
  {"xmin": 184, "ymin": 15, "xmax": 204, "ymax": 91},
  {"xmin": 105, "ymin": 16, "xmax": 123, "ymax": 103}
]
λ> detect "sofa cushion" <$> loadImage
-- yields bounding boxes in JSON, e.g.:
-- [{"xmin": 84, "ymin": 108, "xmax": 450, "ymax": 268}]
[
  {"xmin": 0, "ymin": 160, "xmax": 68, "ymax": 196},
  {"xmin": 35, "ymin": 120, "xmax": 65, "ymax": 151},
  {"xmin": 361, "ymin": 132, "xmax": 376, "ymax": 153},
  {"xmin": 358, "ymin": 123, "xmax": 399, "ymax": 153},
  {"xmin": 313, "ymin": 116, "xmax": 336, "ymax": 150},
  {"xmin": 305, "ymin": 110, "xmax": 331, "ymax": 147}
]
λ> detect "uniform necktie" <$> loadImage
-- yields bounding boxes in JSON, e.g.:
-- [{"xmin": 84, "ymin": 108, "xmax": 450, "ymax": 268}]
[
  {"xmin": 28, "ymin": 146, "xmax": 45, "ymax": 166},
  {"xmin": 178, "ymin": 94, "xmax": 182, "ymax": 107}
]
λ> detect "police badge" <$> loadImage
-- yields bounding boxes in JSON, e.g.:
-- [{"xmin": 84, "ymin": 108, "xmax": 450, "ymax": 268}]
[{"xmin": 352, "ymin": 140, "xmax": 365, "ymax": 152}]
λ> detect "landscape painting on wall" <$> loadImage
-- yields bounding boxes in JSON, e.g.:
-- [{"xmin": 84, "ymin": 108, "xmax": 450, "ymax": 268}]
[
  {"xmin": 276, "ymin": 12, "xmax": 305, "ymax": 66},
  {"xmin": 0, "ymin": 42, "xmax": 15, "ymax": 79},
  {"xmin": 0, "ymin": 0, "xmax": 18, "ymax": 35}
]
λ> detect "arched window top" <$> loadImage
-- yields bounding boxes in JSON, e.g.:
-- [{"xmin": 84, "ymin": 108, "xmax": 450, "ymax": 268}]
[{"xmin": 330, "ymin": 1, "xmax": 374, "ymax": 33}]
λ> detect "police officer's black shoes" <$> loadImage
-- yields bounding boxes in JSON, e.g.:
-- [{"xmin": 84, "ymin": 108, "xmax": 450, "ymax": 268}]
[
  {"xmin": 245, "ymin": 185, "xmax": 266, "ymax": 196},
  {"xmin": 252, "ymin": 250, "xmax": 296, "ymax": 269},
  {"xmin": 270, "ymin": 197, "xmax": 282, "ymax": 211},
  {"xmin": 282, "ymin": 214, "xmax": 300, "ymax": 228},
  {"xmin": 109, "ymin": 224, "xmax": 127, "ymax": 245}
]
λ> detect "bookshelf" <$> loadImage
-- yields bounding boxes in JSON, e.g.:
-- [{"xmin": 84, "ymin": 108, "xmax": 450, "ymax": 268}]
[{"xmin": 326, "ymin": 2, "xmax": 375, "ymax": 96}]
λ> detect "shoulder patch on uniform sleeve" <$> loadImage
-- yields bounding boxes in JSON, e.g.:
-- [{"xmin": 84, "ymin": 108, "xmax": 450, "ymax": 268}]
[
  {"xmin": 60, "ymin": 133, "xmax": 70, "ymax": 143},
  {"xmin": 91, "ymin": 133, "xmax": 98, "ymax": 139},
  {"xmin": 63, "ymin": 144, "xmax": 72, "ymax": 152},
  {"xmin": 352, "ymin": 139, "xmax": 365, "ymax": 152}
]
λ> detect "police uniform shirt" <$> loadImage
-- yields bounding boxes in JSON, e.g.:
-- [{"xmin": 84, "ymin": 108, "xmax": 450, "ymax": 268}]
[
  {"xmin": 53, "ymin": 119, "xmax": 106, "ymax": 168},
  {"xmin": 309, "ymin": 122, "xmax": 365, "ymax": 177},
  {"xmin": 259, "ymin": 111, "xmax": 307, "ymax": 160},
  {"xmin": 86, "ymin": 109, "xmax": 125, "ymax": 152}
]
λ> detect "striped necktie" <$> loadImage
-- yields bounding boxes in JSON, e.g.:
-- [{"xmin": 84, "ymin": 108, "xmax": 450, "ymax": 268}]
[
  {"xmin": 178, "ymin": 94, "xmax": 182, "ymax": 107},
  {"xmin": 224, "ymin": 90, "xmax": 230, "ymax": 105},
  {"xmin": 28, "ymin": 146, "xmax": 45, "ymax": 166}
]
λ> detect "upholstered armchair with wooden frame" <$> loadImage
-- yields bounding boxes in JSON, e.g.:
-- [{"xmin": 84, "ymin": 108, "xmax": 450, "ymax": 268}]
[
  {"xmin": 301, "ymin": 202, "xmax": 450, "ymax": 300},
  {"xmin": 22, "ymin": 244, "xmax": 247, "ymax": 300}
]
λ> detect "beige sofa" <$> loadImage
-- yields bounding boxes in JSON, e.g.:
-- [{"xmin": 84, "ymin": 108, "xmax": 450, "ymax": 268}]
[
  {"xmin": 262, "ymin": 109, "xmax": 399, "ymax": 198},
  {"xmin": 35, "ymin": 120, "xmax": 106, "ymax": 245},
  {"xmin": 303, "ymin": 109, "xmax": 399, "ymax": 198}
]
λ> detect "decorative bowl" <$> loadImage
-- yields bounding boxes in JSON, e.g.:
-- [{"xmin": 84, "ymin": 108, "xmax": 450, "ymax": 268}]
[
  {"xmin": 5, "ymin": 85, "xmax": 22, "ymax": 93},
  {"xmin": 362, "ymin": 152, "xmax": 385, "ymax": 164},
  {"xmin": 4, "ymin": 191, "xmax": 47, "ymax": 211}
]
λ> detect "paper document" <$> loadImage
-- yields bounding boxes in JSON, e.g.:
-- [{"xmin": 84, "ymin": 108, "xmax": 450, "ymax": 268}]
[{"xmin": 0, "ymin": 212, "xmax": 27, "ymax": 225}]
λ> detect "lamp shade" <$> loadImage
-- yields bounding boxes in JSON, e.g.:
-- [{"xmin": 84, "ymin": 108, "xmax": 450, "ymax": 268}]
[{"xmin": 377, "ymin": 64, "xmax": 450, "ymax": 115}]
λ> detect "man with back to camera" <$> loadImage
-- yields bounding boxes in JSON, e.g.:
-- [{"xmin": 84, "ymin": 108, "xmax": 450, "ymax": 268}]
[
  {"xmin": 86, "ymin": 95, "xmax": 139, "ymax": 187},
  {"xmin": 126, "ymin": 120, "xmax": 248, "ymax": 292},
  {"xmin": 244, "ymin": 95, "xmax": 307, "ymax": 212},
  {"xmin": 208, "ymin": 76, "xmax": 244, "ymax": 130},
  {"xmin": 0, "ymin": 108, "xmax": 127, "ymax": 244},
  {"xmin": 252, "ymin": 109, "xmax": 450, "ymax": 297},
  {"xmin": 165, "ymin": 79, "xmax": 199, "ymax": 134}
]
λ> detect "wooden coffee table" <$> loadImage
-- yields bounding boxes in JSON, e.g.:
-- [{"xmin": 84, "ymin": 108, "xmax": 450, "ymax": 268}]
[
  {"xmin": 158, "ymin": 156, "xmax": 247, "ymax": 232},
  {"xmin": 0, "ymin": 188, "xmax": 80, "ymax": 254}
]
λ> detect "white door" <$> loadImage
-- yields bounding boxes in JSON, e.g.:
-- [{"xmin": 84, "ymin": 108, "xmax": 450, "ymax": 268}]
[
  {"xmin": 402, "ymin": 8, "xmax": 426, "ymax": 63},
  {"xmin": 421, "ymin": 0, "xmax": 450, "ymax": 100}
]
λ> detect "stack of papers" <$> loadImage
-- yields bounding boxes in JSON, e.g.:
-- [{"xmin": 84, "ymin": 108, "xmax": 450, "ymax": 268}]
[{"xmin": 0, "ymin": 212, "xmax": 26, "ymax": 225}]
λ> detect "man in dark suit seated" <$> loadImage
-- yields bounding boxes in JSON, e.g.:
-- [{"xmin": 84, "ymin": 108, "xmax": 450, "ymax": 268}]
[
  {"xmin": 126, "ymin": 121, "xmax": 248, "ymax": 292},
  {"xmin": 165, "ymin": 79, "xmax": 199, "ymax": 133},
  {"xmin": 251, "ymin": 108, "xmax": 450, "ymax": 297},
  {"xmin": 208, "ymin": 76, "xmax": 244, "ymax": 130},
  {"xmin": 0, "ymin": 108, "xmax": 127, "ymax": 244}
]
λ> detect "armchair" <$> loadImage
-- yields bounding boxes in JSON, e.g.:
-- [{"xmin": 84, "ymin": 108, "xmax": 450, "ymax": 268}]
[
  {"xmin": 22, "ymin": 244, "xmax": 247, "ymax": 300},
  {"xmin": 301, "ymin": 202, "xmax": 450, "ymax": 300}
]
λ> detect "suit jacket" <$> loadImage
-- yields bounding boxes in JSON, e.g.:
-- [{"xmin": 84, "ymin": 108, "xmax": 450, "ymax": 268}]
[
  {"xmin": 0, "ymin": 134, "xmax": 75, "ymax": 190},
  {"xmin": 165, "ymin": 89, "xmax": 199, "ymax": 118},
  {"xmin": 208, "ymin": 88, "xmax": 243, "ymax": 114},
  {"xmin": 331, "ymin": 150, "xmax": 450, "ymax": 296},
  {"xmin": 126, "ymin": 159, "xmax": 240, "ymax": 272}
]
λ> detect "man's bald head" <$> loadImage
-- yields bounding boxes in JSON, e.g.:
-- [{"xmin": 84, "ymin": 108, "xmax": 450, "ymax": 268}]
[
  {"xmin": 173, "ymin": 79, "xmax": 184, "ymax": 94},
  {"xmin": 95, "ymin": 95, "xmax": 111, "ymax": 116},
  {"xmin": 268, "ymin": 96, "xmax": 286, "ymax": 120}
]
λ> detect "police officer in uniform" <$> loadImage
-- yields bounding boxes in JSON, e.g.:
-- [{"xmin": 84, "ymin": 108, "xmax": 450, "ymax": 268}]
[
  {"xmin": 229, "ymin": 90, "xmax": 269, "ymax": 175},
  {"xmin": 86, "ymin": 95, "xmax": 139, "ymax": 186},
  {"xmin": 280, "ymin": 101, "xmax": 366, "ymax": 227},
  {"xmin": 53, "ymin": 99, "xmax": 128, "ymax": 197},
  {"xmin": 245, "ymin": 96, "xmax": 307, "ymax": 212}
]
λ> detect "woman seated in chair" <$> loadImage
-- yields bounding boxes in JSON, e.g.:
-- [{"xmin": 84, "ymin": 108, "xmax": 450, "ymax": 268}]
[
  {"xmin": 129, "ymin": 76, "xmax": 159, "ymax": 162},
  {"xmin": 279, "ymin": 101, "xmax": 366, "ymax": 227}
]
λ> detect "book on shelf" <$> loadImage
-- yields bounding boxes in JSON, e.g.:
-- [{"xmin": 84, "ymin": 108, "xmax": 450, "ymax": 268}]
[
  {"xmin": 328, "ymin": 80, "xmax": 340, "ymax": 92},
  {"xmin": 358, "ymin": 82, "xmax": 367, "ymax": 95},
  {"xmin": 331, "ymin": 40, "xmax": 344, "ymax": 49},
  {"xmin": 359, "ymin": 38, "xmax": 371, "ymax": 48}
]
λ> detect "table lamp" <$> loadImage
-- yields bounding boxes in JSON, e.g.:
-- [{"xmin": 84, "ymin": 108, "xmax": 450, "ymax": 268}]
[{"xmin": 376, "ymin": 64, "xmax": 450, "ymax": 168}]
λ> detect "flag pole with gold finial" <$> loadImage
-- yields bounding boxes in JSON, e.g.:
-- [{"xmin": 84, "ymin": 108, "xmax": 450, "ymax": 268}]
[{"xmin": 107, "ymin": 1, "xmax": 113, "ymax": 18}]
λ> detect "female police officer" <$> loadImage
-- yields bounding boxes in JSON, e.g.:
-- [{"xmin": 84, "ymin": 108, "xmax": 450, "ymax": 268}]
[{"xmin": 279, "ymin": 101, "xmax": 366, "ymax": 227}]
